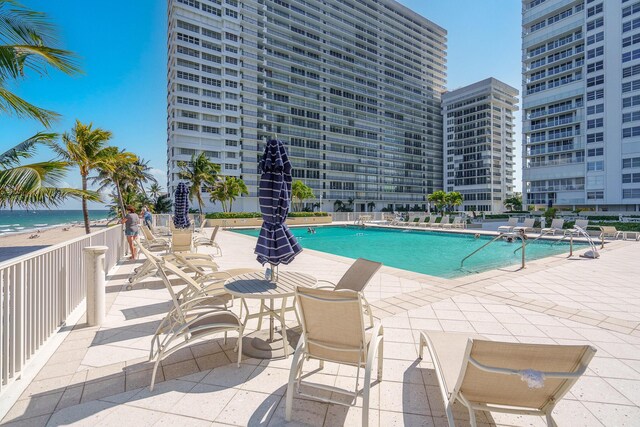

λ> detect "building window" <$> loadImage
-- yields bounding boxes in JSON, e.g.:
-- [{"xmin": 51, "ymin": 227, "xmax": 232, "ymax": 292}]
[
  {"xmin": 587, "ymin": 132, "xmax": 604, "ymax": 143},
  {"xmin": 587, "ymin": 104, "xmax": 604, "ymax": 115},
  {"xmin": 587, "ymin": 118, "xmax": 603, "ymax": 129},
  {"xmin": 177, "ymin": 122, "xmax": 198, "ymax": 131},
  {"xmin": 587, "ymin": 89, "xmax": 604, "ymax": 100},
  {"xmin": 587, "ymin": 191, "xmax": 604, "ymax": 200},
  {"xmin": 622, "ymin": 173, "xmax": 640, "ymax": 183},
  {"xmin": 587, "ymin": 161, "xmax": 604, "ymax": 171},
  {"xmin": 587, "ymin": 17, "xmax": 604, "ymax": 31},
  {"xmin": 623, "ymin": 126, "xmax": 640, "ymax": 137},
  {"xmin": 588, "ymin": 148, "xmax": 604, "ymax": 156},
  {"xmin": 623, "ymin": 188, "xmax": 640, "ymax": 198},
  {"xmin": 587, "ymin": 75, "xmax": 604, "ymax": 87},
  {"xmin": 623, "ymin": 157, "xmax": 640, "ymax": 168}
]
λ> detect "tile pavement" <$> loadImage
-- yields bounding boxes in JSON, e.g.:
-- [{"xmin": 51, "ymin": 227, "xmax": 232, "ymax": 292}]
[{"xmin": 2, "ymin": 226, "xmax": 640, "ymax": 426}]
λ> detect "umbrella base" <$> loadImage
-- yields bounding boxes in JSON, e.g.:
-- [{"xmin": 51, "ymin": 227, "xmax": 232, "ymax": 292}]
[{"xmin": 241, "ymin": 327, "xmax": 301, "ymax": 359}]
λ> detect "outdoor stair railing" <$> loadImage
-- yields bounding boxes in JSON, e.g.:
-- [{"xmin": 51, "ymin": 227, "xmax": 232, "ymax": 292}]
[{"xmin": 0, "ymin": 225, "xmax": 124, "ymax": 398}]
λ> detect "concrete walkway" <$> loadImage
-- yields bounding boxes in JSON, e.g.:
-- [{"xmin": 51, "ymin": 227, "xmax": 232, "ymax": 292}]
[{"xmin": 2, "ymin": 227, "xmax": 640, "ymax": 426}]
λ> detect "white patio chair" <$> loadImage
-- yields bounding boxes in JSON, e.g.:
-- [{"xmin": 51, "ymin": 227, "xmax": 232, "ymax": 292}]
[
  {"xmin": 286, "ymin": 286, "xmax": 384, "ymax": 427},
  {"xmin": 419, "ymin": 330, "xmax": 596, "ymax": 427}
]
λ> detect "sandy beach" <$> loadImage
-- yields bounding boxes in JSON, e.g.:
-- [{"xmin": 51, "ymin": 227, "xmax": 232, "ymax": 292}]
[{"xmin": 0, "ymin": 221, "xmax": 112, "ymax": 263}]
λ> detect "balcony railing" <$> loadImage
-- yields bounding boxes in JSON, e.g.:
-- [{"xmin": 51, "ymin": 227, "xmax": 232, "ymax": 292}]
[{"xmin": 0, "ymin": 225, "xmax": 124, "ymax": 396}]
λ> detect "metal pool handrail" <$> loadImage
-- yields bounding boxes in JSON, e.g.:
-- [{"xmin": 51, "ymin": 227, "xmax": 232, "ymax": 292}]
[{"xmin": 460, "ymin": 233, "xmax": 526, "ymax": 270}]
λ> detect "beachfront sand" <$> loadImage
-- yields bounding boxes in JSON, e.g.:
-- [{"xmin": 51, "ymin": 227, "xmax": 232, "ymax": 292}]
[{"xmin": 0, "ymin": 222, "xmax": 112, "ymax": 262}]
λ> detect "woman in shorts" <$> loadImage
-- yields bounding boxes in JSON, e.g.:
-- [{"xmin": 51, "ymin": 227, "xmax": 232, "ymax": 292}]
[{"xmin": 122, "ymin": 205, "xmax": 140, "ymax": 259}]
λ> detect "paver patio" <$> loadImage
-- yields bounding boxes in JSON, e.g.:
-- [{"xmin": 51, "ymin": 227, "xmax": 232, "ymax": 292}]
[{"xmin": 2, "ymin": 226, "xmax": 640, "ymax": 426}]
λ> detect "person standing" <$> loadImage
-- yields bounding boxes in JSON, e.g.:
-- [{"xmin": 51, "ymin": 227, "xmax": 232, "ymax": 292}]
[
  {"xmin": 141, "ymin": 206, "xmax": 153, "ymax": 230},
  {"xmin": 122, "ymin": 205, "xmax": 140, "ymax": 260}
]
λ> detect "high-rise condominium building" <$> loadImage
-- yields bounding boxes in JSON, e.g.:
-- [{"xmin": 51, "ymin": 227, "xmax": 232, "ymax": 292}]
[
  {"xmin": 522, "ymin": 0, "xmax": 640, "ymax": 211},
  {"xmin": 442, "ymin": 78, "xmax": 518, "ymax": 213},
  {"xmin": 167, "ymin": 0, "xmax": 447, "ymax": 212}
]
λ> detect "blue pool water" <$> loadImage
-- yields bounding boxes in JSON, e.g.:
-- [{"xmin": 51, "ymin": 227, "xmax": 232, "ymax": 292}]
[{"xmin": 234, "ymin": 226, "xmax": 585, "ymax": 279}]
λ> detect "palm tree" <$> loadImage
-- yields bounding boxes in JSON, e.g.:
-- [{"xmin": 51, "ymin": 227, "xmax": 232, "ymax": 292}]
[
  {"xmin": 177, "ymin": 152, "xmax": 220, "ymax": 216},
  {"xmin": 149, "ymin": 183, "xmax": 162, "ymax": 201},
  {"xmin": 444, "ymin": 191, "xmax": 463, "ymax": 212},
  {"xmin": 291, "ymin": 180, "xmax": 314, "ymax": 212},
  {"xmin": 90, "ymin": 148, "xmax": 138, "ymax": 216},
  {"xmin": 0, "ymin": 132, "xmax": 95, "ymax": 208},
  {"xmin": 52, "ymin": 120, "xmax": 113, "ymax": 234},
  {"xmin": 154, "ymin": 194, "xmax": 172, "ymax": 214},
  {"xmin": 209, "ymin": 176, "xmax": 248, "ymax": 212},
  {"xmin": 0, "ymin": 0, "xmax": 80, "ymax": 127},
  {"xmin": 427, "ymin": 190, "xmax": 447, "ymax": 214}
]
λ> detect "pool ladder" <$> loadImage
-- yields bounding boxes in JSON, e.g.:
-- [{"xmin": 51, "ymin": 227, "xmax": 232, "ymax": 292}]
[
  {"xmin": 460, "ymin": 232, "xmax": 527, "ymax": 270},
  {"xmin": 512, "ymin": 226, "xmax": 598, "ymax": 258}
]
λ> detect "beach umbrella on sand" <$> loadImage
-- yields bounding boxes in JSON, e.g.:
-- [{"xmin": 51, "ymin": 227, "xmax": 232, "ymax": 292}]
[
  {"xmin": 255, "ymin": 139, "xmax": 302, "ymax": 278},
  {"xmin": 173, "ymin": 182, "xmax": 191, "ymax": 229}
]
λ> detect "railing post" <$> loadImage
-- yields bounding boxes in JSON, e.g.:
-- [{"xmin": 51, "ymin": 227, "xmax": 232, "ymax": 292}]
[{"xmin": 84, "ymin": 246, "xmax": 108, "ymax": 327}]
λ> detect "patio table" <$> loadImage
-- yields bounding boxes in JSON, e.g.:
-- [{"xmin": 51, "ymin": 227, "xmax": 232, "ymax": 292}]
[{"xmin": 224, "ymin": 271, "xmax": 316, "ymax": 359}]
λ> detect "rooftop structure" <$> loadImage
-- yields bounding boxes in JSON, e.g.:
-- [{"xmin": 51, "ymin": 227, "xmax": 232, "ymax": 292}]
[
  {"xmin": 167, "ymin": 0, "xmax": 447, "ymax": 212},
  {"xmin": 442, "ymin": 78, "xmax": 519, "ymax": 213}
]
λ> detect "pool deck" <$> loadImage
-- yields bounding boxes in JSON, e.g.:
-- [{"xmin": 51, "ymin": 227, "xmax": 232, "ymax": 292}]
[{"xmin": 2, "ymin": 227, "xmax": 640, "ymax": 426}]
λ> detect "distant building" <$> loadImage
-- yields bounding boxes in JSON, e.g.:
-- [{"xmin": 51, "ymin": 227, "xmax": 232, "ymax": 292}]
[
  {"xmin": 522, "ymin": 0, "xmax": 640, "ymax": 211},
  {"xmin": 166, "ymin": 0, "xmax": 447, "ymax": 212},
  {"xmin": 442, "ymin": 78, "xmax": 519, "ymax": 213}
]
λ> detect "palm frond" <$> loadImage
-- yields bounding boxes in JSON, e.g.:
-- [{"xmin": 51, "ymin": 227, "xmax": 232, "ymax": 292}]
[
  {"xmin": 0, "ymin": 131, "xmax": 57, "ymax": 166},
  {"xmin": 0, "ymin": 85, "xmax": 59, "ymax": 126}
]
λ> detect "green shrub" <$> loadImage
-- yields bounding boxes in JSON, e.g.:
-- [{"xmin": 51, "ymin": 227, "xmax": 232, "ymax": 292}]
[
  {"xmin": 484, "ymin": 214, "xmax": 510, "ymax": 219},
  {"xmin": 288, "ymin": 212, "xmax": 329, "ymax": 217},
  {"xmin": 592, "ymin": 221, "xmax": 640, "ymax": 232},
  {"xmin": 584, "ymin": 215, "xmax": 620, "ymax": 221},
  {"xmin": 205, "ymin": 212, "xmax": 262, "ymax": 219}
]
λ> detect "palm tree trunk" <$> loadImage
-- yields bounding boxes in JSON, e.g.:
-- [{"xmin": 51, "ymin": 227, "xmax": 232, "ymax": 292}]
[
  {"xmin": 81, "ymin": 174, "xmax": 90, "ymax": 234},
  {"xmin": 114, "ymin": 178, "xmax": 126, "ymax": 217},
  {"xmin": 228, "ymin": 199, "xmax": 232, "ymax": 213}
]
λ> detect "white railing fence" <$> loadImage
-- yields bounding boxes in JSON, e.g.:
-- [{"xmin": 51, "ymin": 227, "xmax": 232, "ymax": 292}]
[{"xmin": 0, "ymin": 225, "xmax": 124, "ymax": 395}]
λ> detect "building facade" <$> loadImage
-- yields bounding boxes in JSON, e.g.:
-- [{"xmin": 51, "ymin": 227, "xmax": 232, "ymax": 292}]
[
  {"xmin": 522, "ymin": 0, "xmax": 640, "ymax": 211},
  {"xmin": 167, "ymin": 0, "xmax": 447, "ymax": 212},
  {"xmin": 442, "ymin": 78, "xmax": 518, "ymax": 213}
]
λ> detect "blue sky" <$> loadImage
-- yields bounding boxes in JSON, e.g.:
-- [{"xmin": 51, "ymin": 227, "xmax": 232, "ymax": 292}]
[{"xmin": 0, "ymin": 0, "xmax": 522, "ymax": 209}]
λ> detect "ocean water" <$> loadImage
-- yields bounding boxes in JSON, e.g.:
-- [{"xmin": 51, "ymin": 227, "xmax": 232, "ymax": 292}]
[
  {"xmin": 0, "ymin": 210, "xmax": 110, "ymax": 235},
  {"xmin": 234, "ymin": 225, "xmax": 586, "ymax": 279}
]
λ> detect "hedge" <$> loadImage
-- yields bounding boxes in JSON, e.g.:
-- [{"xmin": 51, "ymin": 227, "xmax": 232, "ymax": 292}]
[
  {"xmin": 205, "ymin": 212, "xmax": 262, "ymax": 219},
  {"xmin": 288, "ymin": 212, "xmax": 329, "ymax": 217},
  {"xmin": 484, "ymin": 214, "xmax": 510, "ymax": 219},
  {"xmin": 205, "ymin": 212, "xmax": 330, "ymax": 219}
]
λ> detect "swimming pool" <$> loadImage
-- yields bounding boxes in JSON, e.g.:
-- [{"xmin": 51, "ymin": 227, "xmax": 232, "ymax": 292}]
[{"xmin": 234, "ymin": 226, "xmax": 585, "ymax": 279}]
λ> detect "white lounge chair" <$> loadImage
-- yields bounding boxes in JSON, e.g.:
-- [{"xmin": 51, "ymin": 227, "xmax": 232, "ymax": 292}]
[
  {"xmin": 286, "ymin": 286, "xmax": 384, "ymax": 427},
  {"xmin": 497, "ymin": 217, "xmax": 518, "ymax": 233},
  {"xmin": 513, "ymin": 218, "xmax": 536, "ymax": 233},
  {"xmin": 171, "ymin": 228, "xmax": 193, "ymax": 253},
  {"xmin": 541, "ymin": 218, "xmax": 564, "ymax": 235},
  {"xmin": 565, "ymin": 219, "xmax": 589, "ymax": 236},
  {"xmin": 599, "ymin": 226, "xmax": 623, "ymax": 243},
  {"xmin": 314, "ymin": 258, "xmax": 382, "ymax": 327},
  {"xmin": 193, "ymin": 225, "xmax": 222, "ymax": 256},
  {"xmin": 149, "ymin": 261, "xmax": 244, "ymax": 391},
  {"xmin": 444, "ymin": 216, "xmax": 462, "ymax": 229},
  {"xmin": 419, "ymin": 330, "xmax": 596, "ymax": 427},
  {"xmin": 433, "ymin": 215, "xmax": 450, "ymax": 228},
  {"xmin": 140, "ymin": 225, "xmax": 170, "ymax": 251}
]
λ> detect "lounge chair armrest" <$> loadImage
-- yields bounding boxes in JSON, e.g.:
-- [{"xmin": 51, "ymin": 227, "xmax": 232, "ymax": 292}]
[
  {"xmin": 313, "ymin": 280, "xmax": 337, "ymax": 289},
  {"xmin": 196, "ymin": 271, "xmax": 233, "ymax": 283}
]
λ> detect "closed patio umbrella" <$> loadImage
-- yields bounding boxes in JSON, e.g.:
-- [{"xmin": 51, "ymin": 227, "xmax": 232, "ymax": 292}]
[
  {"xmin": 173, "ymin": 182, "xmax": 191, "ymax": 229},
  {"xmin": 255, "ymin": 138, "xmax": 302, "ymax": 276}
]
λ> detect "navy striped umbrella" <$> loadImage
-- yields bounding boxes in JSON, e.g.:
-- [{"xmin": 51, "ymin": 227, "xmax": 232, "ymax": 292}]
[
  {"xmin": 173, "ymin": 182, "xmax": 191, "ymax": 229},
  {"xmin": 255, "ymin": 139, "xmax": 302, "ymax": 266}
]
